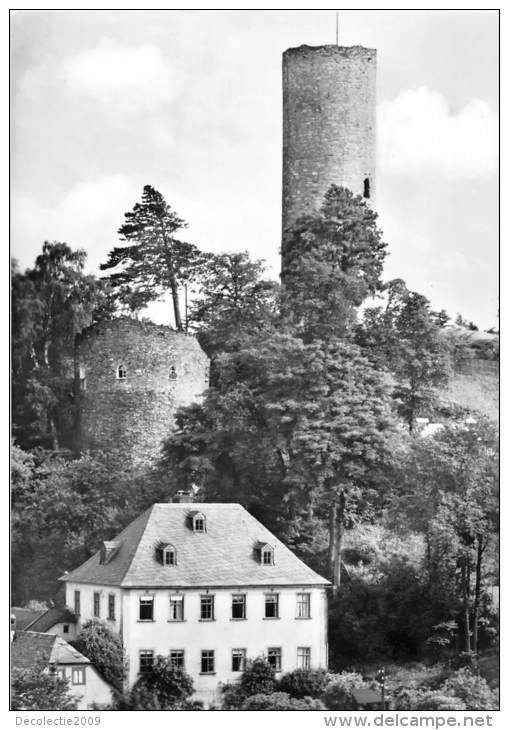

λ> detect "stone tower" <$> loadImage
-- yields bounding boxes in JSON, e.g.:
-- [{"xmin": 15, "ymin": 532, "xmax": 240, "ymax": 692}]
[
  {"xmin": 74, "ymin": 318, "xmax": 209, "ymax": 464},
  {"xmin": 282, "ymin": 44, "xmax": 376, "ymax": 239}
]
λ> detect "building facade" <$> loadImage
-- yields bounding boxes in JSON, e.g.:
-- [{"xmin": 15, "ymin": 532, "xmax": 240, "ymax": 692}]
[
  {"xmin": 282, "ymin": 44, "xmax": 376, "ymax": 238},
  {"xmin": 11, "ymin": 629, "xmax": 114, "ymax": 710},
  {"xmin": 61, "ymin": 502, "xmax": 329, "ymax": 707},
  {"xmin": 73, "ymin": 317, "xmax": 209, "ymax": 464}
]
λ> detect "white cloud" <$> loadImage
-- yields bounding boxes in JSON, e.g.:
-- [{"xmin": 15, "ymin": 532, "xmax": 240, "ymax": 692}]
[
  {"xmin": 63, "ymin": 39, "xmax": 180, "ymax": 109},
  {"xmin": 378, "ymin": 88, "xmax": 497, "ymax": 180},
  {"xmin": 12, "ymin": 175, "xmax": 140, "ymax": 271}
]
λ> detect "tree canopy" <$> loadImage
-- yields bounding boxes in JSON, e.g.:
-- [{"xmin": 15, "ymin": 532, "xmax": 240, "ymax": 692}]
[{"xmin": 100, "ymin": 185, "xmax": 204, "ymax": 329}]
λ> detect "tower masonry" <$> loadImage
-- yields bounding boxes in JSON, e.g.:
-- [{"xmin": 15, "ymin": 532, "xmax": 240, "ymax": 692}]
[
  {"xmin": 74, "ymin": 317, "xmax": 209, "ymax": 464},
  {"xmin": 282, "ymin": 44, "xmax": 377, "ymax": 236}
]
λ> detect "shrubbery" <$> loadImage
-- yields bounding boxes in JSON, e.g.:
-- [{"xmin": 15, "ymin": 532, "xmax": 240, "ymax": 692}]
[
  {"xmin": 113, "ymin": 655, "xmax": 196, "ymax": 710},
  {"xmin": 278, "ymin": 669, "xmax": 329, "ymax": 699},
  {"xmin": 241, "ymin": 692, "xmax": 326, "ymax": 710},
  {"xmin": 442, "ymin": 668, "xmax": 498, "ymax": 711},
  {"xmin": 322, "ymin": 672, "xmax": 371, "ymax": 710}
]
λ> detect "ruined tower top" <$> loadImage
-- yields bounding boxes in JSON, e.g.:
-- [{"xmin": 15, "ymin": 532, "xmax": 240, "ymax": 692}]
[{"xmin": 282, "ymin": 43, "xmax": 377, "ymax": 256}]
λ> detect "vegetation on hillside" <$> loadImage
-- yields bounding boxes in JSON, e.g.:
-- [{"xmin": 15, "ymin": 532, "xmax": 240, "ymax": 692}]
[{"xmin": 11, "ymin": 184, "xmax": 499, "ymax": 710}]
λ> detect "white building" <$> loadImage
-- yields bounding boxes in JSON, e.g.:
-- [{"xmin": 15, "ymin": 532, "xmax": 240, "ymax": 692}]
[
  {"xmin": 61, "ymin": 501, "xmax": 330, "ymax": 706},
  {"xmin": 11, "ymin": 629, "xmax": 114, "ymax": 709}
]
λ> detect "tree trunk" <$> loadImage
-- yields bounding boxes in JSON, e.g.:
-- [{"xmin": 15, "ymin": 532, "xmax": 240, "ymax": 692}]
[
  {"xmin": 461, "ymin": 560, "xmax": 471, "ymax": 653},
  {"xmin": 49, "ymin": 415, "xmax": 59, "ymax": 451},
  {"xmin": 169, "ymin": 273, "xmax": 183, "ymax": 331},
  {"xmin": 328, "ymin": 501, "xmax": 338, "ymax": 592},
  {"xmin": 329, "ymin": 491, "xmax": 346, "ymax": 596},
  {"xmin": 472, "ymin": 537, "xmax": 484, "ymax": 654}
]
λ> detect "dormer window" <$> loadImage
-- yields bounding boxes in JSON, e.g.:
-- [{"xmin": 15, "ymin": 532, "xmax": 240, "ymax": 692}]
[
  {"xmin": 169, "ymin": 366, "xmax": 177, "ymax": 380},
  {"xmin": 155, "ymin": 542, "xmax": 177, "ymax": 566},
  {"xmin": 255, "ymin": 541, "xmax": 275, "ymax": 565},
  {"xmin": 163, "ymin": 546, "xmax": 176, "ymax": 566},
  {"xmin": 189, "ymin": 511, "xmax": 206, "ymax": 533},
  {"xmin": 262, "ymin": 547, "xmax": 274, "ymax": 565},
  {"xmin": 117, "ymin": 365, "xmax": 127, "ymax": 380},
  {"xmin": 99, "ymin": 541, "xmax": 120, "ymax": 565}
]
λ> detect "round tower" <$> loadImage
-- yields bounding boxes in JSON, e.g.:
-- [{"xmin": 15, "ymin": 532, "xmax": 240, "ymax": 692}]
[
  {"xmin": 74, "ymin": 318, "xmax": 209, "ymax": 464},
  {"xmin": 282, "ymin": 44, "xmax": 377, "ymax": 238}
]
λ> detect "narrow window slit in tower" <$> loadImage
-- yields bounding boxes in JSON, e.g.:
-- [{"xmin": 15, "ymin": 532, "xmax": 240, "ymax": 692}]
[{"xmin": 363, "ymin": 178, "xmax": 370, "ymax": 199}]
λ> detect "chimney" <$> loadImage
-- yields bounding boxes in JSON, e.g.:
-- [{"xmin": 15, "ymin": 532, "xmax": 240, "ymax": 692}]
[{"xmin": 172, "ymin": 490, "xmax": 195, "ymax": 504}]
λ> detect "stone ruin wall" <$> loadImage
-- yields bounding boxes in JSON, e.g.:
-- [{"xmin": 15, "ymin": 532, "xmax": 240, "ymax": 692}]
[
  {"xmin": 74, "ymin": 318, "xmax": 209, "ymax": 464},
  {"xmin": 282, "ymin": 44, "xmax": 377, "ymax": 241}
]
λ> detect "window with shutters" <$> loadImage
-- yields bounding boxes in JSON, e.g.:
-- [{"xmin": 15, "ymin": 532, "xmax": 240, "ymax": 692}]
[
  {"xmin": 201, "ymin": 650, "xmax": 215, "ymax": 674},
  {"xmin": 169, "ymin": 595, "xmax": 184, "ymax": 621},
  {"xmin": 139, "ymin": 596, "xmax": 154, "ymax": 621},
  {"xmin": 264, "ymin": 593, "xmax": 279, "ymax": 619},
  {"xmin": 297, "ymin": 647, "xmax": 311, "ymax": 669},
  {"xmin": 296, "ymin": 592, "xmax": 311, "ymax": 618},
  {"xmin": 231, "ymin": 594, "xmax": 246, "ymax": 619},
  {"xmin": 232, "ymin": 649, "xmax": 246, "ymax": 672},
  {"xmin": 267, "ymin": 647, "xmax": 282, "ymax": 672},
  {"xmin": 200, "ymin": 595, "xmax": 214, "ymax": 620}
]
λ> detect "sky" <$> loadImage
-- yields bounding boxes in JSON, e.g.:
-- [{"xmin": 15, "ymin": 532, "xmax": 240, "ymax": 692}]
[{"xmin": 10, "ymin": 9, "xmax": 499, "ymax": 329}]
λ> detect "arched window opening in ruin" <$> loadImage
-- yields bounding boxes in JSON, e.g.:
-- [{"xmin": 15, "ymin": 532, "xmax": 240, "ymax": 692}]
[
  {"xmin": 363, "ymin": 178, "xmax": 370, "ymax": 199},
  {"xmin": 117, "ymin": 365, "xmax": 127, "ymax": 380}
]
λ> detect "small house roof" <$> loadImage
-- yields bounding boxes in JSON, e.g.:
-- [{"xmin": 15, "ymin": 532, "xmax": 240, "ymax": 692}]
[
  {"xmin": 25, "ymin": 606, "xmax": 77, "ymax": 632},
  {"xmin": 61, "ymin": 503, "xmax": 330, "ymax": 588},
  {"xmin": 351, "ymin": 688, "xmax": 383, "ymax": 705},
  {"xmin": 11, "ymin": 607, "xmax": 45, "ymax": 631},
  {"xmin": 11, "ymin": 631, "xmax": 89, "ymax": 671}
]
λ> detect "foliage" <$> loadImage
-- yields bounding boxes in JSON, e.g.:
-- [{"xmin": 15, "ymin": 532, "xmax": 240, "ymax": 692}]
[
  {"xmin": 116, "ymin": 655, "xmax": 194, "ymax": 710},
  {"xmin": 239, "ymin": 657, "xmax": 277, "ymax": 696},
  {"xmin": 12, "ymin": 245, "xmax": 111, "ymax": 450},
  {"xmin": 11, "ymin": 447, "xmax": 167, "ymax": 603},
  {"xmin": 357, "ymin": 279, "xmax": 452, "ymax": 431},
  {"xmin": 413, "ymin": 692, "xmax": 467, "ymax": 711},
  {"xmin": 442, "ymin": 668, "xmax": 498, "ymax": 710},
  {"xmin": 100, "ymin": 185, "xmax": 205, "ymax": 329},
  {"xmin": 188, "ymin": 251, "xmax": 279, "ymax": 357},
  {"xmin": 278, "ymin": 668, "xmax": 329, "ymax": 699},
  {"xmin": 389, "ymin": 418, "xmax": 499, "ymax": 654},
  {"xmin": 282, "ymin": 185, "xmax": 387, "ymax": 341},
  {"xmin": 163, "ymin": 333, "xmax": 397, "ymax": 586},
  {"xmin": 11, "ymin": 664, "xmax": 78, "ymax": 710},
  {"xmin": 241, "ymin": 692, "xmax": 326, "ymax": 710},
  {"xmin": 322, "ymin": 672, "xmax": 371, "ymax": 710},
  {"xmin": 71, "ymin": 619, "xmax": 127, "ymax": 690},
  {"xmin": 220, "ymin": 682, "xmax": 249, "ymax": 710}
]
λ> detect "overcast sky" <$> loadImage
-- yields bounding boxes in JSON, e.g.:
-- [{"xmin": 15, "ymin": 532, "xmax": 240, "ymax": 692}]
[{"xmin": 11, "ymin": 9, "xmax": 499, "ymax": 328}]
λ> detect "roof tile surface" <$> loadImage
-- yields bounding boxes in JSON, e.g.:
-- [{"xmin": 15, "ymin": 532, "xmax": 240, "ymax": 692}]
[{"xmin": 61, "ymin": 503, "xmax": 330, "ymax": 588}]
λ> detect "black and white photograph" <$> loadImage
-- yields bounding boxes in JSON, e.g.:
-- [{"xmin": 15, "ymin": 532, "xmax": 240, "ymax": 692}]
[{"xmin": 10, "ymin": 7, "xmax": 499, "ymax": 719}]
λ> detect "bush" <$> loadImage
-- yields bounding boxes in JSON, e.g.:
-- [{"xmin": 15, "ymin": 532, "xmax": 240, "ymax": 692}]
[
  {"xmin": 71, "ymin": 619, "xmax": 127, "ymax": 690},
  {"xmin": 220, "ymin": 682, "xmax": 247, "ymax": 710},
  {"xmin": 115, "ymin": 655, "xmax": 194, "ymax": 710},
  {"xmin": 278, "ymin": 668, "xmax": 329, "ymax": 699},
  {"xmin": 239, "ymin": 657, "xmax": 276, "ymax": 696},
  {"xmin": 414, "ymin": 692, "xmax": 467, "ymax": 711},
  {"xmin": 11, "ymin": 664, "xmax": 78, "ymax": 710},
  {"xmin": 241, "ymin": 692, "xmax": 326, "ymax": 710},
  {"xmin": 322, "ymin": 672, "xmax": 370, "ymax": 710},
  {"xmin": 442, "ymin": 668, "xmax": 498, "ymax": 710}
]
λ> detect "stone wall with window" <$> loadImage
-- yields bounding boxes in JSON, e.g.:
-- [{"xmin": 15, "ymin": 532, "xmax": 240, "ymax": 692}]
[
  {"xmin": 282, "ymin": 44, "xmax": 376, "ymax": 241},
  {"xmin": 73, "ymin": 317, "xmax": 209, "ymax": 464}
]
